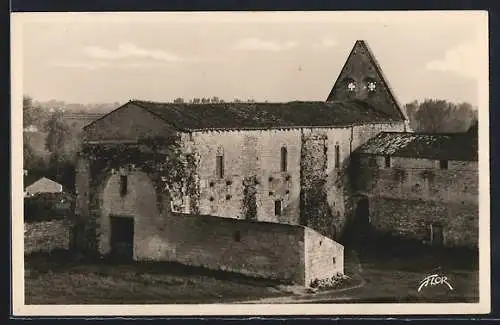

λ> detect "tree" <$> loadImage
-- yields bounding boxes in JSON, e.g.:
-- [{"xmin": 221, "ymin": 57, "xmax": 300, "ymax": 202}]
[
  {"xmin": 405, "ymin": 99, "xmax": 477, "ymax": 133},
  {"xmin": 45, "ymin": 108, "xmax": 73, "ymax": 163},
  {"xmin": 404, "ymin": 100, "xmax": 419, "ymax": 131},
  {"xmin": 23, "ymin": 133, "xmax": 46, "ymax": 171},
  {"xmin": 173, "ymin": 97, "xmax": 184, "ymax": 104},
  {"xmin": 23, "ymin": 95, "xmax": 43, "ymax": 128},
  {"xmin": 44, "ymin": 108, "xmax": 80, "ymax": 191}
]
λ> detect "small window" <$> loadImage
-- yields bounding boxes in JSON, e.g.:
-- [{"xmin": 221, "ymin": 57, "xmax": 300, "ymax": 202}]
[
  {"xmin": 385, "ymin": 156, "xmax": 391, "ymax": 168},
  {"xmin": 334, "ymin": 144, "xmax": 340, "ymax": 169},
  {"xmin": 440, "ymin": 160, "xmax": 448, "ymax": 169},
  {"xmin": 216, "ymin": 155, "xmax": 224, "ymax": 178},
  {"xmin": 280, "ymin": 146, "xmax": 288, "ymax": 172},
  {"xmin": 120, "ymin": 175, "xmax": 128, "ymax": 197},
  {"xmin": 274, "ymin": 200, "xmax": 282, "ymax": 217}
]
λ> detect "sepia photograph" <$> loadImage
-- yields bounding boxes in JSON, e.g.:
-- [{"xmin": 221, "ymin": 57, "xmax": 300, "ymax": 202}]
[{"xmin": 11, "ymin": 11, "xmax": 490, "ymax": 316}]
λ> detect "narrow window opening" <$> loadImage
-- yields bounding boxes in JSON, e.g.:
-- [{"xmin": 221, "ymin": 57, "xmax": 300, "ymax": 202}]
[
  {"xmin": 120, "ymin": 175, "xmax": 128, "ymax": 197},
  {"xmin": 280, "ymin": 146, "xmax": 288, "ymax": 172},
  {"xmin": 385, "ymin": 156, "xmax": 391, "ymax": 168},
  {"xmin": 440, "ymin": 160, "xmax": 448, "ymax": 169},
  {"xmin": 334, "ymin": 144, "xmax": 340, "ymax": 169},
  {"xmin": 274, "ymin": 200, "xmax": 282, "ymax": 217},
  {"xmin": 216, "ymin": 155, "xmax": 224, "ymax": 178}
]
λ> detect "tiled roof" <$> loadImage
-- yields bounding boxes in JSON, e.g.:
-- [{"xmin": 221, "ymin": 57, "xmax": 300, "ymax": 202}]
[
  {"xmin": 355, "ymin": 132, "xmax": 478, "ymax": 161},
  {"xmin": 130, "ymin": 99, "xmax": 403, "ymax": 131}
]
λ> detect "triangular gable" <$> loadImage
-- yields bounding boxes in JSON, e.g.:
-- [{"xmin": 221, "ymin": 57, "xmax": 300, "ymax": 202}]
[
  {"xmin": 82, "ymin": 101, "xmax": 178, "ymax": 142},
  {"xmin": 25, "ymin": 177, "xmax": 63, "ymax": 193},
  {"xmin": 326, "ymin": 40, "xmax": 408, "ymax": 121}
]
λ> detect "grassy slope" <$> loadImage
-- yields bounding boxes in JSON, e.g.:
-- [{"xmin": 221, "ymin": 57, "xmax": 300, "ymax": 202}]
[
  {"xmin": 24, "ymin": 251, "xmax": 289, "ymax": 304},
  {"xmin": 24, "ymin": 245, "xmax": 479, "ymax": 304}
]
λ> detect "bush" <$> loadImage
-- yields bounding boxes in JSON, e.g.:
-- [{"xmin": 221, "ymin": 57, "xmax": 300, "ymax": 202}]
[
  {"xmin": 24, "ymin": 192, "xmax": 74, "ymax": 222},
  {"xmin": 310, "ymin": 272, "xmax": 351, "ymax": 289}
]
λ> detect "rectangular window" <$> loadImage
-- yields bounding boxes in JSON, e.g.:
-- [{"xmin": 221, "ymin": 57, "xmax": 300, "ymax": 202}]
[
  {"xmin": 274, "ymin": 200, "xmax": 282, "ymax": 217},
  {"xmin": 119, "ymin": 175, "xmax": 128, "ymax": 197},
  {"xmin": 280, "ymin": 147, "xmax": 288, "ymax": 172},
  {"xmin": 385, "ymin": 156, "xmax": 391, "ymax": 168},
  {"xmin": 439, "ymin": 160, "xmax": 448, "ymax": 169},
  {"xmin": 216, "ymin": 155, "xmax": 224, "ymax": 178},
  {"xmin": 334, "ymin": 145, "xmax": 340, "ymax": 169}
]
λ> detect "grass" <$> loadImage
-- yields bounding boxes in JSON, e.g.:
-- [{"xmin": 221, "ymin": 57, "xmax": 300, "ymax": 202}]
[
  {"xmin": 24, "ymin": 241, "xmax": 480, "ymax": 305},
  {"xmin": 335, "ymin": 242, "xmax": 480, "ymax": 304},
  {"xmin": 25, "ymin": 250, "xmax": 290, "ymax": 304}
]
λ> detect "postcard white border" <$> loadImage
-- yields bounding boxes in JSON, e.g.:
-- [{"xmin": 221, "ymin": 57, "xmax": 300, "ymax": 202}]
[{"xmin": 11, "ymin": 11, "xmax": 491, "ymax": 316}]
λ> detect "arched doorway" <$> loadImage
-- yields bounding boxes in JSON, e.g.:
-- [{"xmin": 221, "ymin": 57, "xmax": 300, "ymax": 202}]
[
  {"xmin": 99, "ymin": 170, "xmax": 167, "ymax": 259},
  {"xmin": 341, "ymin": 194, "xmax": 371, "ymax": 247}
]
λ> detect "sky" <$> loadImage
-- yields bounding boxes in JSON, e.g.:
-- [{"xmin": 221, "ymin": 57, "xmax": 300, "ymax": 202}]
[{"xmin": 15, "ymin": 11, "xmax": 488, "ymax": 107}]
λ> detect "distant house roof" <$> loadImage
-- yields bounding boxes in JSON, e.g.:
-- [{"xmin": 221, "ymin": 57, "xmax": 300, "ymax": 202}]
[
  {"xmin": 23, "ymin": 125, "xmax": 39, "ymax": 133},
  {"xmin": 25, "ymin": 177, "xmax": 63, "ymax": 194},
  {"xmin": 355, "ymin": 132, "xmax": 478, "ymax": 161},
  {"xmin": 110, "ymin": 99, "xmax": 403, "ymax": 132}
]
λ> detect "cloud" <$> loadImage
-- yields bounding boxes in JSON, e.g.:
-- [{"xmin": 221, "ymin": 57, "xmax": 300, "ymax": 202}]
[
  {"xmin": 50, "ymin": 61, "xmax": 111, "ymax": 70},
  {"xmin": 232, "ymin": 38, "xmax": 298, "ymax": 52},
  {"xmin": 312, "ymin": 38, "xmax": 338, "ymax": 49},
  {"xmin": 425, "ymin": 40, "xmax": 482, "ymax": 79},
  {"xmin": 51, "ymin": 61, "xmax": 177, "ymax": 70},
  {"xmin": 83, "ymin": 43, "xmax": 187, "ymax": 62}
]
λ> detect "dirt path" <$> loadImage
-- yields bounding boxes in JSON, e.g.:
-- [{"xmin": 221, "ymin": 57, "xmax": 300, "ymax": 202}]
[{"xmin": 235, "ymin": 249, "xmax": 479, "ymax": 304}]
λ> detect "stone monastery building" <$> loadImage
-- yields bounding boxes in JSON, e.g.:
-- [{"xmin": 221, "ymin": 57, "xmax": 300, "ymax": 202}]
[{"xmin": 74, "ymin": 40, "xmax": 478, "ymax": 284}]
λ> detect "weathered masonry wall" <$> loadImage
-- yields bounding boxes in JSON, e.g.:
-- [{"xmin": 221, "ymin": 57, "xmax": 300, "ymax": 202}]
[
  {"xmin": 74, "ymin": 136, "xmax": 197, "ymax": 252},
  {"xmin": 300, "ymin": 122, "xmax": 405, "ymax": 240},
  {"xmin": 304, "ymin": 227, "xmax": 344, "ymax": 286},
  {"xmin": 355, "ymin": 154, "xmax": 478, "ymax": 248},
  {"xmin": 83, "ymin": 102, "xmax": 177, "ymax": 142},
  {"xmin": 24, "ymin": 219, "xmax": 71, "ymax": 254},
  {"xmin": 189, "ymin": 122, "xmax": 405, "ymax": 240},
  {"xmin": 369, "ymin": 198, "xmax": 477, "ymax": 248},
  {"xmin": 191, "ymin": 129, "xmax": 302, "ymax": 225},
  {"xmin": 97, "ymin": 170, "xmax": 344, "ymax": 285}
]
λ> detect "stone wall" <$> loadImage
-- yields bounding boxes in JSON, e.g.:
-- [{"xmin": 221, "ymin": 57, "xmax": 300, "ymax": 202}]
[
  {"xmin": 355, "ymin": 153, "xmax": 478, "ymax": 248},
  {"xmin": 24, "ymin": 219, "xmax": 71, "ymax": 254},
  {"xmin": 369, "ymin": 197, "xmax": 478, "ymax": 248},
  {"xmin": 304, "ymin": 227, "xmax": 344, "ymax": 286},
  {"xmin": 189, "ymin": 122, "xmax": 405, "ymax": 240},
  {"xmin": 191, "ymin": 129, "xmax": 302, "ymax": 224},
  {"xmin": 97, "ymin": 169, "xmax": 344, "ymax": 285},
  {"xmin": 300, "ymin": 122, "xmax": 405, "ymax": 240},
  {"xmin": 83, "ymin": 102, "xmax": 177, "ymax": 142}
]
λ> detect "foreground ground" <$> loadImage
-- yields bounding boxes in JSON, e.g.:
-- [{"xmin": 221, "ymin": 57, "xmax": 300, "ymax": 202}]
[{"xmin": 25, "ymin": 243, "xmax": 479, "ymax": 304}]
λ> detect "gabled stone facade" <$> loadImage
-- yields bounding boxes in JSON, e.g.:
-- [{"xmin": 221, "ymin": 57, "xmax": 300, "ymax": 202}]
[{"xmin": 70, "ymin": 39, "xmax": 479, "ymax": 286}]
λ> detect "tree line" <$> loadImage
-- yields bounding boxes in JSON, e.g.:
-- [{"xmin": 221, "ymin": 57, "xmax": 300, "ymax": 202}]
[
  {"xmin": 173, "ymin": 97, "xmax": 259, "ymax": 104},
  {"xmin": 404, "ymin": 99, "xmax": 477, "ymax": 133},
  {"xmin": 23, "ymin": 95, "xmax": 478, "ymax": 193},
  {"xmin": 24, "ymin": 96, "xmax": 81, "ymax": 192}
]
